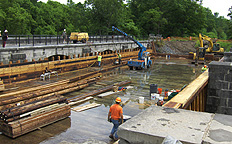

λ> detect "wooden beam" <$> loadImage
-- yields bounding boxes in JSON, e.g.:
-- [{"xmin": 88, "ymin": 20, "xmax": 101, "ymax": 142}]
[{"xmin": 72, "ymin": 103, "xmax": 101, "ymax": 112}]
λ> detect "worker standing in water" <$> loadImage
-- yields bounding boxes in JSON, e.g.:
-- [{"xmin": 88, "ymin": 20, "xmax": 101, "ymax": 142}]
[
  {"xmin": 108, "ymin": 97, "xmax": 123, "ymax": 141},
  {"xmin": 117, "ymin": 53, "xmax": 121, "ymax": 64},
  {"xmin": 97, "ymin": 53, "xmax": 102, "ymax": 67}
]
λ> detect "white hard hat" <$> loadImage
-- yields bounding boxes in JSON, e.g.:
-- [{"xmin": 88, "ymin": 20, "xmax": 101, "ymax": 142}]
[
  {"xmin": 4, "ymin": 30, "xmax": 8, "ymax": 32},
  {"xmin": 64, "ymin": 29, "xmax": 66, "ymax": 31}
]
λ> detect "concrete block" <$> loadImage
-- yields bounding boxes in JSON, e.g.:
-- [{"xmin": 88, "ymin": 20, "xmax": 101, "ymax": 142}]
[
  {"xmin": 230, "ymin": 83, "xmax": 232, "ymax": 90},
  {"xmin": 208, "ymin": 80, "xmax": 221, "ymax": 89},
  {"xmin": 205, "ymin": 105, "xmax": 217, "ymax": 113},
  {"xmin": 216, "ymin": 106, "xmax": 228, "ymax": 114},
  {"xmin": 221, "ymin": 81, "xmax": 229, "ymax": 90},
  {"xmin": 203, "ymin": 113, "xmax": 232, "ymax": 143},
  {"xmin": 220, "ymin": 90, "xmax": 232, "ymax": 99},
  {"xmin": 208, "ymin": 89, "xmax": 216, "ymax": 96},
  {"xmin": 118, "ymin": 106, "xmax": 213, "ymax": 144},
  {"xmin": 206, "ymin": 96, "xmax": 217, "ymax": 105},
  {"xmin": 227, "ymin": 108, "xmax": 232, "ymax": 115},
  {"xmin": 212, "ymin": 97, "xmax": 220, "ymax": 106},
  {"xmin": 219, "ymin": 98, "xmax": 228, "ymax": 107},
  {"xmin": 228, "ymin": 99, "xmax": 232, "ymax": 107}
]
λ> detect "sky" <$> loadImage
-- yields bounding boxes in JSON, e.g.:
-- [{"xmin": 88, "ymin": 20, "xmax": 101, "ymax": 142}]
[{"xmin": 38, "ymin": 0, "xmax": 231, "ymax": 19}]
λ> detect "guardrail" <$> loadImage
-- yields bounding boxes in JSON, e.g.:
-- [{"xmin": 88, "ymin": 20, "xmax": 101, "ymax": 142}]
[{"xmin": 0, "ymin": 35, "xmax": 149, "ymax": 47}]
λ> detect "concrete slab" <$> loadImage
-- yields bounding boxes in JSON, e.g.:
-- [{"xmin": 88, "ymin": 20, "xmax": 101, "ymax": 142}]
[
  {"xmin": 118, "ymin": 106, "xmax": 213, "ymax": 144},
  {"xmin": 203, "ymin": 113, "xmax": 232, "ymax": 144}
]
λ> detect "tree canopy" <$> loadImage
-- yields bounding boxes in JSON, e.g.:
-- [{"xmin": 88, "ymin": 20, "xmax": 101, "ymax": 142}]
[{"xmin": 0, "ymin": 0, "xmax": 231, "ymax": 39}]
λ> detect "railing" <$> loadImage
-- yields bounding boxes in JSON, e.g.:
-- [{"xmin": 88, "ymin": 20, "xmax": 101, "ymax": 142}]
[
  {"xmin": 163, "ymin": 70, "xmax": 208, "ymax": 112},
  {"xmin": 0, "ymin": 34, "xmax": 149, "ymax": 47}
]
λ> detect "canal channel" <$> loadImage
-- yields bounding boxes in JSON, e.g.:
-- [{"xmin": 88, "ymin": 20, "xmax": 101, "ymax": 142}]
[{"xmin": 0, "ymin": 58, "xmax": 203, "ymax": 144}]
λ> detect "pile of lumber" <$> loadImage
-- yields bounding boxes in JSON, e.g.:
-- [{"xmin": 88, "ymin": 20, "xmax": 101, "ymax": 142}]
[
  {"xmin": 0, "ymin": 95, "xmax": 70, "ymax": 138},
  {"xmin": 0, "ymin": 73, "xmax": 102, "ymax": 138}
]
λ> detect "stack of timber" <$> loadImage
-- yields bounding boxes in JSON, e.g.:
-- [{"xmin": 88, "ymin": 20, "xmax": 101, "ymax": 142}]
[
  {"xmin": 0, "ymin": 73, "xmax": 102, "ymax": 138},
  {"xmin": 0, "ymin": 78, "xmax": 5, "ymax": 91},
  {"xmin": 0, "ymin": 94, "xmax": 70, "ymax": 138}
]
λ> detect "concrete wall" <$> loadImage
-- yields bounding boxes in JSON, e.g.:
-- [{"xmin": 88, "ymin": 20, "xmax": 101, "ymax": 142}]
[
  {"xmin": 118, "ymin": 106, "xmax": 232, "ymax": 144},
  {"xmin": 207, "ymin": 52, "xmax": 232, "ymax": 115},
  {"xmin": 0, "ymin": 41, "xmax": 147, "ymax": 64}
]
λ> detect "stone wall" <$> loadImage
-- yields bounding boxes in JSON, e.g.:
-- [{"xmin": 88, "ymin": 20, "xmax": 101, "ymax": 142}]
[
  {"xmin": 0, "ymin": 41, "xmax": 146, "ymax": 64},
  {"xmin": 207, "ymin": 52, "xmax": 232, "ymax": 115}
]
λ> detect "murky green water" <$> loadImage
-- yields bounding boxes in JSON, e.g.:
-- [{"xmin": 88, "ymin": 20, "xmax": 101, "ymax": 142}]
[{"xmin": 0, "ymin": 58, "xmax": 203, "ymax": 144}]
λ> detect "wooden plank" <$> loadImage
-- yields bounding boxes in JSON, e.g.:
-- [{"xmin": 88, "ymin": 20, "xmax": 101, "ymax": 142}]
[
  {"xmin": 68, "ymin": 97, "xmax": 93, "ymax": 106},
  {"xmin": 164, "ymin": 70, "xmax": 208, "ymax": 109},
  {"xmin": 68, "ymin": 80, "xmax": 131, "ymax": 102},
  {"xmin": 72, "ymin": 103, "xmax": 101, "ymax": 112}
]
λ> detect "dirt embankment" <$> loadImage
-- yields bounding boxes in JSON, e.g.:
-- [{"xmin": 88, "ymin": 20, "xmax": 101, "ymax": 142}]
[{"xmin": 156, "ymin": 41, "xmax": 196, "ymax": 55}]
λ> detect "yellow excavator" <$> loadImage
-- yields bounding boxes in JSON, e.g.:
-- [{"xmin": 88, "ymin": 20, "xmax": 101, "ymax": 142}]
[
  {"xmin": 199, "ymin": 33, "xmax": 224, "ymax": 53},
  {"xmin": 190, "ymin": 33, "xmax": 224, "ymax": 65}
]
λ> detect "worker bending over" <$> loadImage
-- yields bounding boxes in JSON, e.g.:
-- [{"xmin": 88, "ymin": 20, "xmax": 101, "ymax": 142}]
[
  {"xmin": 98, "ymin": 53, "xmax": 102, "ymax": 67},
  {"xmin": 202, "ymin": 65, "xmax": 208, "ymax": 72},
  {"xmin": 108, "ymin": 97, "xmax": 123, "ymax": 141},
  {"xmin": 117, "ymin": 53, "xmax": 121, "ymax": 64}
]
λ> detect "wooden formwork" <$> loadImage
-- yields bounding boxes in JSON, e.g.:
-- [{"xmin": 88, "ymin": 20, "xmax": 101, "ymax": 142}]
[
  {"xmin": 163, "ymin": 70, "xmax": 208, "ymax": 112},
  {"xmin": 0, "ymin": 49, "xmax": 151, "ymax": 84}
]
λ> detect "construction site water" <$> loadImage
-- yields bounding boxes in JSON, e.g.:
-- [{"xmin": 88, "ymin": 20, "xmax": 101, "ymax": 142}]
[{"xmin": 0, "ymin": 58, "xmax": 204, "ymax": 144}]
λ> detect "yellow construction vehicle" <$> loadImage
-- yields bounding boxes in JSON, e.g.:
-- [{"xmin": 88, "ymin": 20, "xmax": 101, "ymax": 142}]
[
  {"xmin": 69, "ymin": 32, "xmax": 89, "ymax": 43},
  {"xmin": 199, "ymin": 33, "xmax": 224, "ymax": 53},
  {"xmin": 190, "ymin": 33, "xmax": 224, "ymax": 65}
]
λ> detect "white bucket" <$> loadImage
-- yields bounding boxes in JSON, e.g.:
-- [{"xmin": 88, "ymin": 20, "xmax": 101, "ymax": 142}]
[
  {"xmin": 151, "ymin": 93, "xmax": 159, "ymax": 100},
  {"xmin": 139, "ymin": 97, "xmax": 144, "ymax": 104}
]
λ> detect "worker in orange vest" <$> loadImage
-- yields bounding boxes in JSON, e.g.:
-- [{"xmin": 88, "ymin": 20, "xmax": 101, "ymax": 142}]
[{"xmin": 108, "ymin": 97, "xmax": 123, "ymax": 141}]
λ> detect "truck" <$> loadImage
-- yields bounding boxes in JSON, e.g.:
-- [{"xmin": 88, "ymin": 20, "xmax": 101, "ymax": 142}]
[
  {"xmin": 112, "ymin": 26, "xmax": 152, "ymax": 70},
  {"xmin": 69, "ymin": 32, "xmax": 89, "ymax": 43}
]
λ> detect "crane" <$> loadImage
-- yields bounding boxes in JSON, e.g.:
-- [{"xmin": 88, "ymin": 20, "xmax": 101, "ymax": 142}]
[{"xmin": 112, "ymin": 26, "xmax": 152, "ymax": 70}]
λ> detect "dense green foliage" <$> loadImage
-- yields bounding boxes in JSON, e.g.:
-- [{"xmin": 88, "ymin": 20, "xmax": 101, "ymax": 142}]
[{"xmin": 0, "ymin": 0, "xmax": 231, "ymax": 40}]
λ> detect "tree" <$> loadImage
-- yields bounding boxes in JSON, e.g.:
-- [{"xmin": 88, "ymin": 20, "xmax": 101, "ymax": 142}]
[
  {"xmin": 85, "ymin": 0, "xmax": 125, "ymax": 35},
  {"xmin": 138, "ymin": 8, "xmax": 167, "ymax": 35}
]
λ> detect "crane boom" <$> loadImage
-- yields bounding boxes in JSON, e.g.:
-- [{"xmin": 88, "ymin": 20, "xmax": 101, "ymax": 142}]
[{"xmin": 112, "ymin": 26, "xmax": 146, "ymax": 60}]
